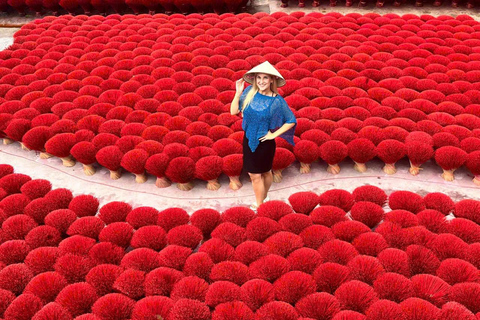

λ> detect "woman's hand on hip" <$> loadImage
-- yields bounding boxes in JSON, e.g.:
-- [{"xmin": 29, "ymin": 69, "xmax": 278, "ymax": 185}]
[
  {"xmin": 235, "ymin": 79, "xmax": 245, "ymax": 95},
  {"xmin": 259, "ymin": 131, "xmax": 276, "ymax": 142}
]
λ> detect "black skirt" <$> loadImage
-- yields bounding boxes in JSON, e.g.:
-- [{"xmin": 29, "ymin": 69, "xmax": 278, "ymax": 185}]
[{"xmin": 243, "ymin": 135, "xmax": 276, "ymax": 174}]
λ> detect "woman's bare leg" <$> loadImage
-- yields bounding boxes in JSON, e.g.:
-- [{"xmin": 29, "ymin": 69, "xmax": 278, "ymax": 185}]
[
  {"xmin": 249, "ymin": 173, "xmax": 265, "ymax": 207},
  {"xmin": 262, "ymin": 171, "xmax": 273, "ymax": 200}
]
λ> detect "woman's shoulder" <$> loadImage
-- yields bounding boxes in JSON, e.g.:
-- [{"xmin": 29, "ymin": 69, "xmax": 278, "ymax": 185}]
[{"xmin": 273, "ymin": 94, "xmax": 286, "ymax": 103}]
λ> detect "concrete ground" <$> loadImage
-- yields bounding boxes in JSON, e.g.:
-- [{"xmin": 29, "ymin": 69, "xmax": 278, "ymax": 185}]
[{"xmin": 0, "ymin": 6, "xmax": 479, "ymax": 212}]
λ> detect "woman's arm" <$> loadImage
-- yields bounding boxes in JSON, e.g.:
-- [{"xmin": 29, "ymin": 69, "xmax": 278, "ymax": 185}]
[
  {"xmin": 230, "ymin": 92, "xmax": 242, "ymax": 115},
  {"xmin": 259, "ymin": 122, "xmax": 295, "ymax": 142},
  {"xmin": 230, "ymin": 79, "xmax": 245, "ymax": 115}
]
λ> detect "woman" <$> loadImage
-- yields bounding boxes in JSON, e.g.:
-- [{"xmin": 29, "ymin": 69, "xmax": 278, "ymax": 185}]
[{"xmin": 230, "ymin": 61, "xmax": 297, "ymax": 210}]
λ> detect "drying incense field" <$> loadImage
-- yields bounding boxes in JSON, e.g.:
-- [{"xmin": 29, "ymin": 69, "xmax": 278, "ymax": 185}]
[{"xmin": 0, "ymin": 10, "xmax": 480, "ymax": 320}]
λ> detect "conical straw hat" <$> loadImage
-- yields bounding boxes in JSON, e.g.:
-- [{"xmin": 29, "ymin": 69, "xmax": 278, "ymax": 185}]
[{"xmin": 243, "ymin": 61, "xmax": 286, "ymax": 88}]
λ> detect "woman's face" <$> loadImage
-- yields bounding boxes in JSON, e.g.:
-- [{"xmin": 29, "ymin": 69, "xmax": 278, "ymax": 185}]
[{"xmin": 256, "ymin": 73, "xmax": 273, "ymax": 92}]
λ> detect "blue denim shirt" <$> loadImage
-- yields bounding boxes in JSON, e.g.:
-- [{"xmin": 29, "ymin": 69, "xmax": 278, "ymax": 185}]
[{"xmin": 239, "ymin": 86, "xmax": 297, "ymax": 152}]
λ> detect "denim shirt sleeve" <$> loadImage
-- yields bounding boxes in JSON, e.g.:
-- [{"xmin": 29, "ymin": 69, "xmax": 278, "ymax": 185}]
[{"xmin": 269, "ymin": 96, "xmax": 297, "ymax": 146}]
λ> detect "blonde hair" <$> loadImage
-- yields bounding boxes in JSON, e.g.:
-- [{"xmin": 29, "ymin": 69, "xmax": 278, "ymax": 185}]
[{"xmin": 242, "ymin": 74, "xmax": 278, "ymax": 111}]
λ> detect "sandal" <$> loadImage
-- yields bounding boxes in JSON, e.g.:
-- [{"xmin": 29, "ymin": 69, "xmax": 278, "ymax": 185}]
[{"xmin": 250, "ymin": 196, "xmax": 271, "ymax": 211}]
